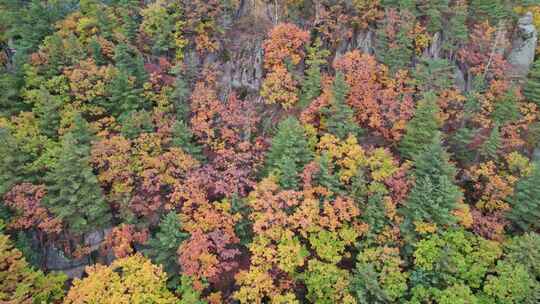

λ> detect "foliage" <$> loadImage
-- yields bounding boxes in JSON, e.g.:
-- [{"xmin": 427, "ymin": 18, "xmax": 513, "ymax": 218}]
[
  {"xmin": 44, "ymin": 117, "xmax": 111, "ymax": 234},
  {"xmin": 145, "ymin": 212, "xmax": 190, "ymax": 282},
  {"xmin": 264, "ymin": 117, "xmax": 313, "ymax": 189},
  {"xmin": 523, "ymin": 59, "xmax": 540, "ymax": 108},
  {"xmin": 261, "ymin": 23, "xmax": 309, "ymax": 109},
  {"xmin": 64, "ymin": 253, "xmax": 178, "ymax": 304},
  {"xmin": 507, "ymin": 161, "xmax": 540, "ymax": 232},
  {"xmin": 321, "ymin": 72, "xmax": 363, "ymax": 140},
  {"xmin": 400, "ymin": 134, "xmax": 462, "ymax": 237},
  {"xmin": 0, "ymin": 232, "xmax": 66, "ymax": 304},
  {"xmin": 302, "ymin": 259, "xmax": 356, "ymax": 304},
  {"xmin": 399, "ymin": 92, "xmax": 441, "ymax": 160},
  {"xmin": 334, "ymin": 50, "xmax": 415, "ymax": 142}
]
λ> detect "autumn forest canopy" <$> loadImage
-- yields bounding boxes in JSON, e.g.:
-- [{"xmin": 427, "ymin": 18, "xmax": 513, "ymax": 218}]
[{"xmin": 2, "ymin": 0, "xmax": 540, "ymax": 303}]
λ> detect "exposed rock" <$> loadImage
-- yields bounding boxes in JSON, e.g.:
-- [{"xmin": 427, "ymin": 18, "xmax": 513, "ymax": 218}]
[
  {"xmin": 44, "ymin": 245, "xmax": 89, "ymax": 278},
  {"xmin": 509, "ymin": 12, "xmax": 538, "ymax": 78}
]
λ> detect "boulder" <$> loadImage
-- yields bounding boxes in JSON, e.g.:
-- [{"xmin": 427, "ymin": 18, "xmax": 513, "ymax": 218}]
[{"xmin": 509, "ymin": 12, "xmax": 538, "ymax": 78}]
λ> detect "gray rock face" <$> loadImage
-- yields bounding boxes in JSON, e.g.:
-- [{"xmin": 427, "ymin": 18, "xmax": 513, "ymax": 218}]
[{"xmin": 509, "ymin": 12, "xmax": 538, "ymax": 78}]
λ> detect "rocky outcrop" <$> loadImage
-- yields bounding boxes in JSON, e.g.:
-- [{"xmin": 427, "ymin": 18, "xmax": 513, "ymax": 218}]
[
  {"xmin": 43, "ymin": 228, "xmax": 113, "ymax": 279},
  {"xmin": 509, "ymin": 12, "xmax": 538, "ymax": 78}
]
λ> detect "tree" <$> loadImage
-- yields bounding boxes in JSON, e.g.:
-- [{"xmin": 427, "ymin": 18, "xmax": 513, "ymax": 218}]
[
  {"xmin": 334, "ymin": 50, "xmax": 414, "ymax": 142},
  {"xmin": 44, "ymin": 116, "xmax": 111, "ymax": 234},
  {"xmin": 144, "ymin": 212, "xmax": 189, "ymax": 283},
  {"xmin": 523, "ymin": 59, "xmax": 540, "ymax": 107},
  {"xmin": 352, "ymin": 246, "xmax": 408, "ymax": 303},
  {"xmin": 321, "ymin": 72, "xmax": 363, "ymax": 140},
  {"xmin": 470, "ymin": 0, "xmax": 510, "ymax": 23},
  {"xmin": 263, "ymin": 117, "xmax": 313, "ymax": 189},
  {"xmin": 0, "ymin": 232, "xmax": 66, "ymax": 303},
  {"xmin": 0, "ymin": 128, "xmax": 32, "ymax": 197},
  {"xmin": 64, "ymin": 254, "xmax": 178, "ymax": 304},
  {"xmin": 261, "ymin": 23, "xmax": 310, "ymax": 109},
  {"xmin": 400, "ymin": 134, "xmax": 462, "ymax": 235},
  {"xmin": 171, "ymin": 120, "xmax": 204, "ymax": 162},
  {"xmin": 507, "ymin": 162, "xmax": 540, "ymax": 232},
  {"xmin": 479, "ymin": 124, "xmax": 501, "ymax": 160},
  {"xmin": 299, "ymin": 38, "xmax": 329, "ymax": 108},
  {"xmin": 399, "ymin": 92, "xmax": 441, "ymax": 160},
  {"xmin": 302, "ymin": 259, "xmax": 355, "ymax": 304}
]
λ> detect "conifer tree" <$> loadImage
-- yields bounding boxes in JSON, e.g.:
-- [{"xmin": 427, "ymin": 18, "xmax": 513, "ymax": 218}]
[
  {"xmin": 399, "ymin": 92, "xmax": 440, "ymax": 160},
  {"xmin": 106, "ymin": 71, "xmax": 144, "ymax": 117},
  {"xmin": 523, "ymin": 59, "xmax": 540, "ymax": 108},
  {"xmin": 299, "ymin": 38, "xmax": 329, "ymax": 108},
  {"xmin": 113, "ymin": 43, "xmax": 147, "ymax": 85},
  {"xmin": 400, "ymin": 134, "xmax": 462, "ymax": 234},
  {"xmin": 0, "ymin": 128, "xmax": 32, "ymax": 196},
  {"xmin": 44, "ymin": 115, "xmax": 111, "ymax": 234},
  {"xmin": 470, "ymin": 0, "xmax": 509, "ymax": 23},
  {"xmin": 171, "ymin": 120, "xmax": 205, "ymax": 162},
  {"xmin": 507, "ymin": 162, "xmax": 540, "ymax": 232},
  {"xmin": 479, "ymin": 124, "xmax": 501, "ymax": 161},
  {"xmin": 264, "ymin": 117, "xmax": 313, "ymax": 189},
  {"xmin": 144, "ymin": 212, "xmax": 189, "ymax": 283},
  {"xmin": 444, "ymin": 0, "xmax": 468, "ymax": 52},
  {"xmin": 321, "ymin": 72, "xmax": 362, "ymax": 140}
]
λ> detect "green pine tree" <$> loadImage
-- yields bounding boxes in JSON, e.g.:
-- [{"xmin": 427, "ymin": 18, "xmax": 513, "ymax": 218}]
[
  {"xmin": 400, "ymin": 134, "xmax": 462, "ymax": 235},
  {"xmin": 321, "ymin": 72, "xmax": 363, "ymax": 140},
  {"xmin": 144, "ymin": 212, "xmax": 189, "ymax": 285},
  {"xmin": 113, "ymin": 43, "xmax": 147, "ymax": 85},
  {"xmin": 443, "ymin": 0, "xmax": 468, "ymax": 52},
  {"xmin": 375, "ymin": 7, "xmax": 415, "ymax": 72},
  {"xmin": 413, "ymin": 59, "xmax": 455, "ymax": 93},
  {"xmin": 0, "ymin": 128, "xmax": 32, "ymax": 196},
  {"xmin": 479, "ymin": 124, "xmax": 501, "ymax": 161},
  {"xmin": 523, "ymin": 59, "xmax": 540, "ymax": 108},
  {"xmin": 470, "ymin": 0, "xmax": 511, "ymax": 23},
  {"xmin": 507, "ymin": 162, "xmax": 540, "ymax": 232},
  {"xmin": 171, "ymin": 120, "xmax": 205, "ymax": 162},
  {"xmin": 399, "ymin": 92, "xmax": 441, "ymax": 160},
  {"xmin": 106, "ymin": 71, "xmax": 144, "ymax": 117},
  {"xmin": 264, "ymin": 117, "xmax": 313, "ymax": 189},
  {"xmin": 316, "ymin": 152, "xmax": 342, "ymax": 194},
  {"xmin": 44, "ymin": 116, "xmax": 111, "ymax": 234},
  {"xmin": 299, "ymin": 38, "xmax": 329, "ymax": 108}
]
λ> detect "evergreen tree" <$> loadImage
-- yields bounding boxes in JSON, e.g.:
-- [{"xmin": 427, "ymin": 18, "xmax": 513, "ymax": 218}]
[
  {"xmin": 316, "ymin": 152, "xmax": 342, "ymax": 194},
  {"xmin": 321, "ymin": 72, "xmax": 363, "ymax": 139},
  {"xmin": 507, "ymin": 162, "xmax": 540, "ymax": 232},
  {"xmin": 299, "ymin": 38, "xmax": 329, "ymax": 108},
  {"xmin": 375, "ymin": 8, "xmax": 415, "ymax": 72},
  {"xmin": 443, "ymin": 0, "xmax": 468, "ymax": 52},
  {"xmin": 89, "ymin": 37, "xmax": 105, "ymax": 65},
  {"xmin": 413, "ymin": 59, "xmax": 454, "ymax": 93},
  {"xmin": 479, "ymin": 124, "xmax": 501, "ymax": 161},
  {"xmin": 0, "ymin": 128, "xmax": 32, "ymax": 196},
  {"xmin": 171, "ymin": 120, "xmax": 204, "ymax": 161},
  {"xmin": 491, "ymin": 90, "xmax": 521, "ymax": 125},
  {"xmin": 106, "ymin": 71, "xmax": 144, "ymax": 117},
  {"xmin": 119, "ymin": 110, "xmax": 154, "ymax": 140},
  {"xmin": 264, "ymin": 117, "xmax": 313, "ymax": 189},
  {"xmin": 44, "ymin": 116, "xmax": 111, "ymax": 234},
  {"xmin": 470, "ymin": 0, "xmax": 510, "ymax": 23},
  {"xmin": 144, "ymin": 212, "xmax": 189, "ymax": 284},
  {"xmin": 399, "ymin": 92, "xmax": 440, "ymax": 160},
  {"xmin": 113, "ymin": 43, "xmax": 147, "ymax": 85},
  {"xmin": 400, "ymin": 134, "xmax": 462, "ymax": 235},
  {"xmin": 523, "ymin": 59, "xmax": 540, "ymax": 108},
  {"xmin": 450, "ymin": 126, "xmax": 476, "ymax": 164}
]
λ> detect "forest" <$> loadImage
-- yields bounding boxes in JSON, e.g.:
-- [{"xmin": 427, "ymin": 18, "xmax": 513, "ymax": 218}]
[{"xmin": 1, "ymin": 0, "xmax": 540, "ymax": 303}]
